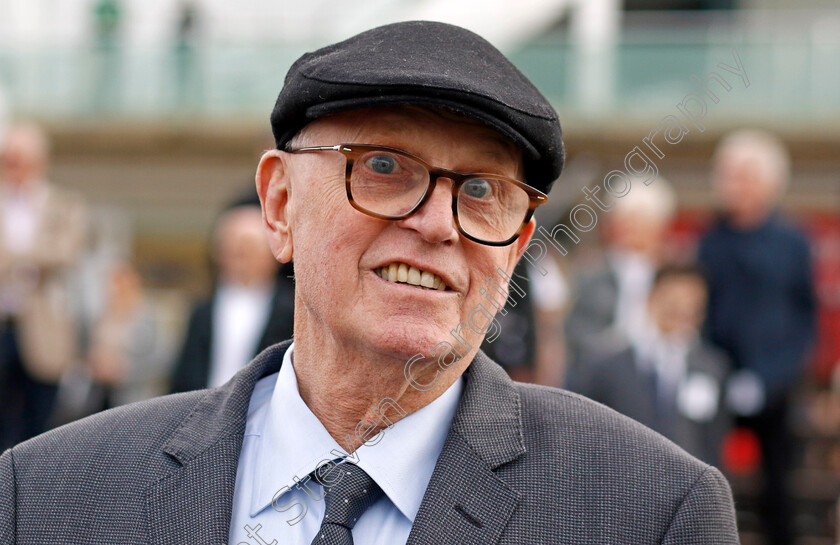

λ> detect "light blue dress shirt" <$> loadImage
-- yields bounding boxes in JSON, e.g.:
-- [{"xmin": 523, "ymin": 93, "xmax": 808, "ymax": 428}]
[{"xmin": 228, "ymin": 343, "xmax": 463, "ymax": 545}]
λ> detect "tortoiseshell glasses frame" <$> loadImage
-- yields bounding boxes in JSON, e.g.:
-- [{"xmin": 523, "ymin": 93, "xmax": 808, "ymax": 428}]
[{"xmin": 287, "ymin": 143, "xmax": 547, "ymax": 247}]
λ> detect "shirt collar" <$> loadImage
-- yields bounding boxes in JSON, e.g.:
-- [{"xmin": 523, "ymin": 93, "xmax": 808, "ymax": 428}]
[
  {"xmin": 632, "ymin": 323, "xmax": 697, "ymax": 374},
  {"xmin": 216, "ymin": 282, "xmax": 273, "ymax": 301},
  {"xmin": 250, "ymin": 343, "xmax": 463, "ymax": 523}
]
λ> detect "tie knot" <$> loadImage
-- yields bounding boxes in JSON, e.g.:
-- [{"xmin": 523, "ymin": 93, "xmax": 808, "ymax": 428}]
[{"xmin": 313, "ymin": 463, "xmax": 383, "ymax": 530}]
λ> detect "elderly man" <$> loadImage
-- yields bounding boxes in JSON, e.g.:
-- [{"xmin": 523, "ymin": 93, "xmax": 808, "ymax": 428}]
[
  {"xmin": 699, "ymin": 129, "xmax": 816, "ymax": 545},
  {"xmin": 1, "ymin": 22, "xmax": 738, "ymax": 544}
]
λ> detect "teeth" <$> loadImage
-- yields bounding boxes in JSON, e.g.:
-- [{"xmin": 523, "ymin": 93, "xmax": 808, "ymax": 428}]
[
  {"xmin": 407, "ymin": 266, "xmax": 421, "ymax": 285},
  {"xmin": 376, "ymin": 262, "xmax": 447, "ymax": 291}
]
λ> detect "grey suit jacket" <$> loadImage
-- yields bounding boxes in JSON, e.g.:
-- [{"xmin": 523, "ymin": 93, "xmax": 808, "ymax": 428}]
[
  {"xmin": 1, "ymin": 340, "xmax": 739, "ymax": 544},
  {"xmin": 571, "ymin": 339, "xmax": 731, "ymax": 466},
  {"xmin": 564, "ymin": 262, "xmax": 619, "ymax": 365}
]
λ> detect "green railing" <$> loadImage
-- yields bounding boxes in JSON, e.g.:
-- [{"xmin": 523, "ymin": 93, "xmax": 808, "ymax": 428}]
[{"xmin": 1, "ymin": 29, "xmax": 837, "ymax": 125}]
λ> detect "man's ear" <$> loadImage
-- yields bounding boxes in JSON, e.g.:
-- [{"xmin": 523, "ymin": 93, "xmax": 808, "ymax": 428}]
[{"xmin": 256, "ymin": 149, "xmax": 294, "ymax": 263}]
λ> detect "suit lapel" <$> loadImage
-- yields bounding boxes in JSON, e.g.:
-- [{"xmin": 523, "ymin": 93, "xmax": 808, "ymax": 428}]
[
  {"xmin": 145, "ymin": 340, "xmax": 290, "ymax": 545},
  {"xmin": 145, "ymin": 435, "xmax": 243, "ymax": 545},
  {"xmin": 407, "ymin": 351, "xmax": 525, "ymax": 545}
]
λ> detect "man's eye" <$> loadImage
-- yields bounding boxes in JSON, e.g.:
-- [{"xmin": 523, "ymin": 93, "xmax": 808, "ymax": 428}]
[
  {"xmin": 365, "ymin": 155, "xmax": 399, "ymax": 175},
  {"xmin": 463, "ymin": 179, "xmax": 493, "ymax": 199}
]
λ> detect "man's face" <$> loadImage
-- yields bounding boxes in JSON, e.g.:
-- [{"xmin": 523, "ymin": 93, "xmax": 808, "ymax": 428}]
[
  {"xmin": 648, "ymin": 276, "xmax": 707, "ymax": 341},
  {"xmin": 260, "ymin": 107, "xmax": 533, "ymax": 362},
  {"xmin": 215, "ymin": 206, "xmax": 279, "ymax": 287},
  {"xmin": 605, "ymin": 210, "xmax": 668, "ymax": 258},
  {"xmin": 714, "ymin": 152, "xmax": 779, "ymax": 223},
  {"xmin": 1, "ymin": 128, "xmax": 45, "ymax": 188}
]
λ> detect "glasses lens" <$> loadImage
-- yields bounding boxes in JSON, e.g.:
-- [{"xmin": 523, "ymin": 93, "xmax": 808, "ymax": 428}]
[
  {"xmin": 457, "ymin": 177, "xmax": 530, "ymax": 243},
  {"xmin": 349, "ymin": 150, "xmax": 429, "ymax": 217}
]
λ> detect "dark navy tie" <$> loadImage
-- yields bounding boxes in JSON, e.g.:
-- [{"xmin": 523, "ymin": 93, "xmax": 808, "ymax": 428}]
[{"xmin": 310, "ymin": 463, "xmax": 383, "ymax": 545}]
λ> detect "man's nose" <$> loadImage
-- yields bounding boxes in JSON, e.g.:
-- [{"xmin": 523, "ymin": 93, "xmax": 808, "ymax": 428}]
[{"xmin": 395, "ymin": 178, "xmax": 459, "ymax": 244}]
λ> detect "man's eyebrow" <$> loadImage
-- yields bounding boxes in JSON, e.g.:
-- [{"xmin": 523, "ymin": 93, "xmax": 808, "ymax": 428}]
[{"xmin": 475, "ymin": 143, "xmax": 524, "ymax": 177}]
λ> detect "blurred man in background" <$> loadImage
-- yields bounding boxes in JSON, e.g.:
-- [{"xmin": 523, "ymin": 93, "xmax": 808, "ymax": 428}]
[
  {"xmin": 479, "ymin": 260, "xmax": 538, "ymax": 382},
  {"xmin": 572, "ymin": 263, "xmax": 730, "ymax": 466},
  {"xmin": 699, "ymin": 129, "xmax": 817, "ymax": 545},
  {"xmin": 169, "ymin": 195, "xmax": 294, "ymax": 392},
  {"xmin": 564, "ymin": 177, "xmax": 676, "ymax": 368},
  {"xmin": 0, "ymin": 123, "xmax": 87, "ymax": 449}
]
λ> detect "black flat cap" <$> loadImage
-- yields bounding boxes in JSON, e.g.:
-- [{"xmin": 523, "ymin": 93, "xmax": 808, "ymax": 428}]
[{"xmin": 270, "ymin": 20, "xmax": 565, "ymax": 193}]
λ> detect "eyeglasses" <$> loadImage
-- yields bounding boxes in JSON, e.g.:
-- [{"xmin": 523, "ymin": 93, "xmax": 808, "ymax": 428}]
[{"xmin": 287, "ymin": 144, "xmax": 547, "ymax": 246}]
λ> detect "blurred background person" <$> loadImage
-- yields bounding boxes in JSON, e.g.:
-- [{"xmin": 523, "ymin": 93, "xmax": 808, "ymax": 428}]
[
  {"xmin": 698, "ymin": 129, "xmax": 817, "ymax": 545},
  {"xmin": 571, "ymin": 263, "xmax": 730, "ymax": 466},
  {"xmin": 84, "ymin": 261, "xmax": 170, "ymax": 410},
  {"xmin": 0, "ymin": 123, "xmax": 87, "ymax": 449},
  {"xmin": 480, "ymin": 260, "xmax": 538, "ymax": 383},
  {"xmin": 564, "ymin": 176, "xmax": 677, "ymax": 370},
  {"xmin": 529, "ymin": 255, "xmax": 570, "ymax": 387},
  {"xmin": 481, "ymin": 256, "xmax": 569, "ymax": 385},
  {"xmin": 169, "ymin": 194, "xmax": 294, "ymax": 393}
]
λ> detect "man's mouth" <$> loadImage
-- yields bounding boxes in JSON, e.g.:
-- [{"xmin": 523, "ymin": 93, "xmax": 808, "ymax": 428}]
[{"xmin": 375, "ymin": 262, "xmax": 448, "ymax": 291}]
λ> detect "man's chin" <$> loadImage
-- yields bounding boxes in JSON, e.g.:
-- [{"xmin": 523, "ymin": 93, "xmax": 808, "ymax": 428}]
[{"xmin": 364, "ymin": 323, "xmax": 452, "ymax": 363}]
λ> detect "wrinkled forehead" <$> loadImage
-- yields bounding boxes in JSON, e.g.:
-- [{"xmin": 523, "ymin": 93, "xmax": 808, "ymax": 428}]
[{"xmin": 290, "ymin": 105, "xmax": 525, "ymax": 178}]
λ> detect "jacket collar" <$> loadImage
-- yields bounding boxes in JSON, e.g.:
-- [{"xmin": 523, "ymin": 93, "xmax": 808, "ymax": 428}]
[
  {"xmin": 447, "ymin": 348, "xmax": 525, "ymax": 468},
  {"xmin": 147, "ymin": 340, "xmax": 290, "ymax": 545},
  {"xmin": 161, "ymin": 340, "xmax": 290, "ymax": 465},
  {"xmin": 149, "ymin": 341, "xmax": 525, "ymax": 545},
  {"xmin": 407, "ymin": 349, "xmax": 526, "ymax": 544}
]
